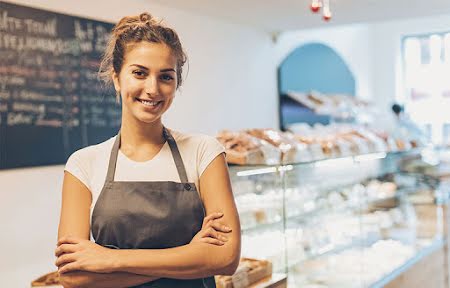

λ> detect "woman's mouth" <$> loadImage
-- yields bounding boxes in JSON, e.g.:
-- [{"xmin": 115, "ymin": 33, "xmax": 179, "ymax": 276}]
[{"xmin": 136, "ymin": 98, "xmax": 163, "ymax": 109}]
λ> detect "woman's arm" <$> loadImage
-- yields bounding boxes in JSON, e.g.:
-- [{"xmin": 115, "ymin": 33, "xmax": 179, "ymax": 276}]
[
  {"xmin": 57, "ymin": 154, "xmax": 241, "ymax": 279},
  {"xmin": 112, "ymin": 153, "xmax": 241, "ymax": 278},
  {"xmin": 58, "ymin": 171, "xmax": 157, "ymax": 288}
]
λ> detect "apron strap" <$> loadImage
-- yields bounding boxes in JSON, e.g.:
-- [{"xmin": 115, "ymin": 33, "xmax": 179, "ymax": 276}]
[
  {"xmin": 105, "ymin": 131, "xmax": 121, "ymax": 183},
  {"xmin": 163, "ymin": 127, "xmax": 189, "ymax": 183},
  {"xmin": 104, "ymin": 127, "xmax": 189, "ymax": 184}
]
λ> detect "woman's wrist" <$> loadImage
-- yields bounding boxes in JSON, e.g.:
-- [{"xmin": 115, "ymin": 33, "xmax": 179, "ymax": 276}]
[{"xmin": 110, "ymin": 249, "xmax": 126, "ymax": 272}]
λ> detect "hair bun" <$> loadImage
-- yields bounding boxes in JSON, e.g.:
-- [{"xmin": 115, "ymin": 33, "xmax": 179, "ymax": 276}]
[{"xmin": 139, "ymin": 13, "xmax": 153, "ymax": 23}]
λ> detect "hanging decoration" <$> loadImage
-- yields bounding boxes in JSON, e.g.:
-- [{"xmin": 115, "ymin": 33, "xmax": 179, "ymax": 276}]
[
  {"xmin": 310, "ymin": 0, "xmax": 322, "ymax": 13},
  {"xmin": 310, "ymin": 0, "xmax": 332, "ymax": 22}
]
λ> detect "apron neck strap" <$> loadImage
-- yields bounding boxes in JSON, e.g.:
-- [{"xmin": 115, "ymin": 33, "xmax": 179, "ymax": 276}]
[
  {"xmin": 105, "ymin": 131, "xmax": 121, "ymax": 183},
  {"xmin": 163, "ymin": 127, "xmax": 189, "ymax": 183},
  {"xmin": 105, "ymin": 127, "xmax": 189, "ymax": 183}
]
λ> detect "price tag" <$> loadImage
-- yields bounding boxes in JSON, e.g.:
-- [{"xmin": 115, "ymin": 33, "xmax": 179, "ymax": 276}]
[{"xmin": 231, "ymin": 270, "xmax": 250, "ymax": 288}]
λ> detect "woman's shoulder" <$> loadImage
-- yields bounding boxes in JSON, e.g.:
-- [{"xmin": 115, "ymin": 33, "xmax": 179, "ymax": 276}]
[
  {"xmin": 66, "ymin": 136, "xmax": 116, "ymax": 167},
  {"xmin": 169, "ymin": 129, "xmax": 223, "ymax": 149},
  {"xmin": 64, "ymin": 136, "xmax": 117, "ymax": 190},
  {"xmin": 169, "ymin": 129, "xmax": 225, "ymax": 178},
  {"xmin": 169, "ymin": 128, "xmax": 225, "ymax": 165}
]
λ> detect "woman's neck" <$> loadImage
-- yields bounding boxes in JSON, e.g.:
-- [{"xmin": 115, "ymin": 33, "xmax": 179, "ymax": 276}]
[{"xmin": 120, "ymin": 116, "xmax": 166, "ymax": 149}]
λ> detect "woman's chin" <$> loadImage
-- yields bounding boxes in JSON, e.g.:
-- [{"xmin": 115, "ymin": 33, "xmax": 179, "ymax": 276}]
[
  {"xmin": 135, "ymin": 114, "xmax": 162, "ymax": 125},
  {"xmin": 123, "ymin": 107, "xmax": 166, "ymax": 125}
]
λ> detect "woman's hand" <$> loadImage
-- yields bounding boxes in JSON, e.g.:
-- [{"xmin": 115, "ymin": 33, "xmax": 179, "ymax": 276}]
[
  {"xmin": 55, "ymin": 236, "xmax": 118, "ymax": 274},
  {"xmin": 191, "ymin": 212, "xmax": 232, "ymax": 246}
]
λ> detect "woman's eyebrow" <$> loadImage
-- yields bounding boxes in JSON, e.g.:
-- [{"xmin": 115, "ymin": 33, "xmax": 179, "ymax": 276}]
[
  {"xmin": 129, "ymin": 64, "xmax": 175, "ymax": 73},
  {"xmin": 130, "ymin": 64, "xmax": 149, "ymax": 70},
  {"xmin": 160, "ymin": 68, "xmax": 176, "ymax": 73}
]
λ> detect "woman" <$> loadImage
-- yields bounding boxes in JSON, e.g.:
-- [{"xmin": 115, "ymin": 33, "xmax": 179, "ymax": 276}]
[{"xmin": 55, "ymin": 12, "xmax": 241, "ymax": 288}]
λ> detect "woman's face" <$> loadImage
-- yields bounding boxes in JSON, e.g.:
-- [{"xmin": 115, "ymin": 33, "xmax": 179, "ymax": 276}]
[{"xmin": 112, "ymin": 41, "xmax": 177, "ymax": 125}]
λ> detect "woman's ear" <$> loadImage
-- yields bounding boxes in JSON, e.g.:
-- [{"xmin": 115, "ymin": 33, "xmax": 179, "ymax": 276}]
[
  {"xmin": 112, "ymin": 71, "xmax": 120, "ymax": 92},
  {"xmin": 112, "ymin": 72, "xmax": 121, "ymax": 103}
]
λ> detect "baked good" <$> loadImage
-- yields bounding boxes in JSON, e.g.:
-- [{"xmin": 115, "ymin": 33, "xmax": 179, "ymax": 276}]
[
  {"xmin": 215, "ymin": 258, "xmax": 272, "ymax": 288},
  {"xmin": 31, "ymin": 271, "xmax": 60, "ymax": 287},
  {"xmin": 217, "ymin": 130, "xmax": 266, "ymax": 165},
  {"xmin": 245, "ymin": 129, "xmax": 297, "ymax": 163}
]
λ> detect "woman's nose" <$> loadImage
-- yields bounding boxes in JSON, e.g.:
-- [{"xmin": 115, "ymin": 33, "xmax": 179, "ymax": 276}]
[{"xmin": 144, "ymin": 77, "xmax": 158, "ymax": 95}]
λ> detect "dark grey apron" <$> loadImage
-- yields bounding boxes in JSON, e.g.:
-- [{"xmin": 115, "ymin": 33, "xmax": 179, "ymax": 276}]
[{"xmin": 91, "ymin": 127, "xmax": 216, "ymax": 288}]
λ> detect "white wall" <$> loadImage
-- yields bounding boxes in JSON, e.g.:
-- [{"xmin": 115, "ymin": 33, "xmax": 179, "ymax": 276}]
[
  {"xmin": 274, "ymin": 24, "xmax": 373, "ymax": 102},
  {"xmin": 0, "ymin": 165, "xmax": 63, "ymax": 285},
  {"xmin": 0, "ymin": 1, "xmax": 277, "ymax": 287}
]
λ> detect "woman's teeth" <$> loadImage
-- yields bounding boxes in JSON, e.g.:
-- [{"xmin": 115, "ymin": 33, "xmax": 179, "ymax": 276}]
[{"xmin": 138, "ymin": 99, "xmax": 160, "ymax": 106}]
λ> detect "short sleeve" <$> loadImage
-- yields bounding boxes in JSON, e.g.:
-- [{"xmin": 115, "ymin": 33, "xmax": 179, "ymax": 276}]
[
  {"xmin": 197, "ymin": 135, "xmax": 226, "ymax": 178},
  {"xmin": 64, "ymin": 149, "xmax": 92, "ymax": 191}
]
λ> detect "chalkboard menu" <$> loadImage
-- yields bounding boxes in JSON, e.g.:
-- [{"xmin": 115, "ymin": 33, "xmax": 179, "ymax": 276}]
[{"xmin": 0, "ymin": 1, "xmax": 121, "ymax": 169}]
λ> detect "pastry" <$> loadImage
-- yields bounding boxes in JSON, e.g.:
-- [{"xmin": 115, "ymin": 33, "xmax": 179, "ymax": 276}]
[{"xmin": 31, "ymin": 271, "xmax": 60, "ymax": 287}]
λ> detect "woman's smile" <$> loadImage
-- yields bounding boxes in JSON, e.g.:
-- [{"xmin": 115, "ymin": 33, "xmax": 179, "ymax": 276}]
[{"xmin": 135, "ymin": 98, "xmax": 164, "ymax": 111}]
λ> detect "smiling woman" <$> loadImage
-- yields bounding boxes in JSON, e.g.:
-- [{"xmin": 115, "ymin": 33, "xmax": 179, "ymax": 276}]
[
  {"xmin": 112, "ymin": 42, "xmax": 177, "ymax": 125},
  {"xmin": 57, "ymin": 12, "xmax": 241, "ymax": 288}
]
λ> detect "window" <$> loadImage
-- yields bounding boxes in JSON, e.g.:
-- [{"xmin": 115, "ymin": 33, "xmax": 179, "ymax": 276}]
[{"xmin": 402, "ymin": 32, "xmax": 450, "ymax": 144}]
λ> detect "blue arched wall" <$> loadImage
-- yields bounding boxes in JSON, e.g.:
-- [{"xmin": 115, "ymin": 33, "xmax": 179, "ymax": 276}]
[
  {"xmin": 279, "ymin": 43, "xmax": 355, "ymax": 95},
  {"xmin": 278, "ymin": 43, "xmax": 356, "ymax": 128}
]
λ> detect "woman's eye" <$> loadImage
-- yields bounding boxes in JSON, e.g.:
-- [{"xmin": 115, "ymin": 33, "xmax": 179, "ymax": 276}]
[
  {"xmin": 161, "ymin": 74, "xmax": 174, "ymax": 81},
  {"xmin": 133, "ymin": 70, "xmax": 146, "ymax": 77}
]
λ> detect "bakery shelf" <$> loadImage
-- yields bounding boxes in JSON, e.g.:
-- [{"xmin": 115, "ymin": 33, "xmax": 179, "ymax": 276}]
[
  {"xmin": 232, "ymin": 147, "xmax": 450, "ymax": 288},
  {"xmin": 242, "ymin": 196, "xmax": 369, "ymax": 234},
  {"xmin": 242, "ymin": 185, "xmax": 418, "ymax": 234},
  {"xmin": 368, "ymin": 237, "xmax": 445, "ymax": 288},
  {"xmin": 288, "ymin": 186, "xmax": 420, "ymax": 217},
  {"xmin": 285, "ymin": 236, "xmax": 445, "ymax": 288},
  {"xmin": 287, "ymin": 233, "xmax": 382, "ymax": 271},
  {"xmin": 228, "ymin": 148, "xmax": 424, "ymax": 172}
]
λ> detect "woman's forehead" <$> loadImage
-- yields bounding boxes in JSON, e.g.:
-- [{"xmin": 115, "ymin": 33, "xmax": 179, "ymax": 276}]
[{"xmin": 123, "ymin": 41, "xmax": 177, "ymax": 68}]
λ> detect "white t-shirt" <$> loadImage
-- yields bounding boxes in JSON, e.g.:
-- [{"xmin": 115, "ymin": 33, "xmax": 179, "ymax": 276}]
[{"xmin": 64, "ymin": 129, "xmax": 225, "ymax": 217}]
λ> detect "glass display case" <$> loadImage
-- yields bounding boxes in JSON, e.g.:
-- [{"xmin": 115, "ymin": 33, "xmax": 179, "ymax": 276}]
[{"xmin": 229, "ymin": 148, "xmax": 450, "ymax": 288}]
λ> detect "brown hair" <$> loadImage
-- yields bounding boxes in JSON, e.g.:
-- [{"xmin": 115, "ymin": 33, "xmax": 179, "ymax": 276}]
[{"xmin": 99, "ymin": 13, "xmax": 187, "ymax": 90}]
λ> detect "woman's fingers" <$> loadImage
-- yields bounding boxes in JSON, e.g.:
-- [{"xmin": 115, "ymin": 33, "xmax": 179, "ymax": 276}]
[
  {"xmin": 200, "ymin": 237, "xmax": 225, "ymax": 246},
  {"xmin": 204, "ymin": 218, "xmax": 232, "ymax": 233},
  {"xmin": 198, "ymin": 212, "xmax": 231, "ymax": 245},
  {"xmin": 208, "ymin": 220, "xmax": 232, "ymax": 233},
  {"xmin": 203, "ymin": 212, "xmax": 223, "ymax": 224},
  {"xmin": 54, "ymin": 244, "xmax": 78, "ymax": 257},
  {"xmin": 55, "ymin": 252, "xmax": 77, "ymax": 267},
  {"xmin": 201, "ymin": 227, "xmax": 228, "ymax": 242},
  {"xmin": 58, "ymin": 262, "xmax": 78, "ymax": 274},
  {"xmin": 202, "ymin": 212, "xmax": 223, "ymax": 228}
]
